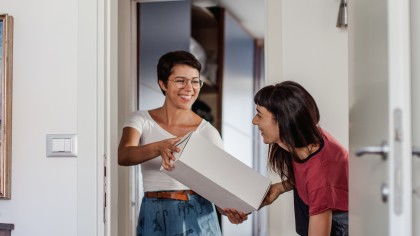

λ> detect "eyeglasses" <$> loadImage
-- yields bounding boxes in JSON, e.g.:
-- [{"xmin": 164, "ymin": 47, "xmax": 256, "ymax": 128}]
[{"xmin": 170, "ymin": 78, "xmax": 203, "ymax": 89}]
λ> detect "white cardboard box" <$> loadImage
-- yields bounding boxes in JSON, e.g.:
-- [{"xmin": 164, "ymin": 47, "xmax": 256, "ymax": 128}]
[{"xmin": 161, "ymin": 131, "xmax": 271, "ymax": 214}]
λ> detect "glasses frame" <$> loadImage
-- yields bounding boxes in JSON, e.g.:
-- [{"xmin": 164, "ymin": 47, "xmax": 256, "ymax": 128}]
[{"xmin": 170, "ymin": 78, "xmax": 203, "ymax": 89}]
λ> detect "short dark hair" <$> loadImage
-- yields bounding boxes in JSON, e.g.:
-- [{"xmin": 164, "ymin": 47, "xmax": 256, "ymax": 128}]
[
  {"xmin": 157, "ymin": 50, "xmax": 202, "ymax": 95},
  {"xmin": 254, "ymin": 80, "xmax": 323, "ymax": 186}
]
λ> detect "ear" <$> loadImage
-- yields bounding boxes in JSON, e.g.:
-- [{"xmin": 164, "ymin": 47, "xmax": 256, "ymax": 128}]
[{"xmin": 158, "ymin": 80, "xmax": 168, "ymax": 92}]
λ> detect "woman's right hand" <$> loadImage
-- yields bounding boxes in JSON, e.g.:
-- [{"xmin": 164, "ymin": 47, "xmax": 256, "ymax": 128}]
[
  {"xmin": 160, "ymin": 137, "xmax": 181, "ymax": 171},
  {"xmin": 259, "ymin": 183, "xmax": 284, "ymax": 208},
  {"xmin": 222, "ymin": 208, "xmax": 248, "ymax": 225}
]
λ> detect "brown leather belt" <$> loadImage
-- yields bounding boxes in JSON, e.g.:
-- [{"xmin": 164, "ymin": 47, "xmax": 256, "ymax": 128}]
[{"xmin": 144, "ymin": 190, "xmax": 197, "ymax": 201}]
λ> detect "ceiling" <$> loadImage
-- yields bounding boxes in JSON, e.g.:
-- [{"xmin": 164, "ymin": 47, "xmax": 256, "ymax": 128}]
[
  {"xmin": 192, "ymin": 0, "xmax": 265, "ymax": 39},
  {"xmin": 139, "ymin": 0, "xmax": 265, "ymax": 39}
]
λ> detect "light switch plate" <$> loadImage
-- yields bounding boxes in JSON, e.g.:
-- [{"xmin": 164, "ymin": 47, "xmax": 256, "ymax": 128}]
[{"xmin": 46, "ymin": 134, "xmax": 78, "ymax": 157}]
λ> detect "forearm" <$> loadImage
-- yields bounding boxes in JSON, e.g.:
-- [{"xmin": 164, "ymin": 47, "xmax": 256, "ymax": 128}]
[
  {"xmin": 118, "ymin": 142, "xmax": 161, "ymax": 166},
  {"xmin": 308, "ymin": 210, "xmax": 332, "ymax": 236},
  {"xmin": 276, "ymin": 181, "xmax": 293, "ymax": 194}
]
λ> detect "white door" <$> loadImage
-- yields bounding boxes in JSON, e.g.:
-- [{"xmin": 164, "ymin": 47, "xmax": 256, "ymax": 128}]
[
  {"xmin": 411, "ymin": 0, "xmax": 420, "ymax": 235},
  {"xmin": 349, "ymin": 0, "xmax": 416, "ymax": 235}
]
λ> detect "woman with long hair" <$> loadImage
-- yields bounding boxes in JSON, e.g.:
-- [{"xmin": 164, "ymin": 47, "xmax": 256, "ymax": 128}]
[{"xmin": 226, "ymin": 81, "xmax": 348, "ymax": 236}]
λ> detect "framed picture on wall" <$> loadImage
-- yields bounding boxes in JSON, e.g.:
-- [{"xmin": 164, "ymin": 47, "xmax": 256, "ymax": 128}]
[{"xmin": 0, "ymin": 14, "xmax": 13, "ymax": 199}]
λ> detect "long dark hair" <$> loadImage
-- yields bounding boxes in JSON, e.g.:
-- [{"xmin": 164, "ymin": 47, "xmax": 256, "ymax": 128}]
[{"xmin": 254, "ymin": 81, "xmax": 323, "ymax": 187}]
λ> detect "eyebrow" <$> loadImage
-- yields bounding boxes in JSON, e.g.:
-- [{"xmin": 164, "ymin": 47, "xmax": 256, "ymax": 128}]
[{"xmin": 174, "ymin": 76, "xmax": 200, "ymax": 80}]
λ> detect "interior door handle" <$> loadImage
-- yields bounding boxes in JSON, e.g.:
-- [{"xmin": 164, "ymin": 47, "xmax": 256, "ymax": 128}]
[
  {"xmin": 413, "ymin": 146, "xmax": 420, "ymax": 157},
  {"xmin": 381, "ymin": 183, "xmax": 389, "ymax": 203},
  {"xmin": 355, "ymin": 142, "xmax": 388, "ymax": 160}
]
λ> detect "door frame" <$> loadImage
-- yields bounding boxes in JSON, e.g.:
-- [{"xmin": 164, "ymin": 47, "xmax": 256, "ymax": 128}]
[
  {"xmin": 101, "ymin": 0, "xmax": 120, "ymax": 234},
  {"xmin": 386, "ymin": 0, "xmax": 412, "ymax": 234}
]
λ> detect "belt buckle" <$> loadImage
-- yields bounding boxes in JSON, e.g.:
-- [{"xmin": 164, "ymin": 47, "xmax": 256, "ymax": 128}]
[
  {"xmin": 185, "ymin": 191, "xmax": 191, "ymax": 201},
  {"xmin": 177, "ymin": 191, "xmax": 189, "ymax": 201},
  {"xmin": 146, "ymin": 190, "xmax": 193, "ymax": 201}
]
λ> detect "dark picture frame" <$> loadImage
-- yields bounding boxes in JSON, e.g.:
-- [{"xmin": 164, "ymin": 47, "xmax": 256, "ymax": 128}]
[{"xmin": 0, "ymin": 14, "xmax": 13, "ymax": 199}]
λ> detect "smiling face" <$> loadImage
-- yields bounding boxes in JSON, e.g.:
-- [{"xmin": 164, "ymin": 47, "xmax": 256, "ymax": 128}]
[
  {"xmin": 252, "ymin": 105, "xmax": 282, "ymax": 145},
  {"xmin": 159, "ymin": 64, "xmax": 201, "ymax": 110}
]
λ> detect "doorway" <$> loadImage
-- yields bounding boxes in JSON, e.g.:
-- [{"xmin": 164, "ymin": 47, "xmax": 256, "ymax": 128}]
[{"xmin": 117, "ymin": 1, "xmax": 266, "ymax": 236}]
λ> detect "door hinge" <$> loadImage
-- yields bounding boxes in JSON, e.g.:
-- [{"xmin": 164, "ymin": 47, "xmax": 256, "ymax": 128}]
[{"xmin": 103, "ymin": 154, "xmax": 107, "ymax": 224}]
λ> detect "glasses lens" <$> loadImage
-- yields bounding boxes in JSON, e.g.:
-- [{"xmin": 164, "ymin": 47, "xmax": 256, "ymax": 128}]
[
  {"xmin": 192, "ymin": 80, "xmax": 203, "ymax": 88},
  {"xmin": 173, "ymin": 79, "xmax": 203, "ymax": 89},
  {"xmin": 174, "ymin": 80, "xmax": 184, "ymax": 88}
]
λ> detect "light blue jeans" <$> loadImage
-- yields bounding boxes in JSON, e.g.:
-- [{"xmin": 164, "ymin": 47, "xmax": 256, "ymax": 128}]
[{"xmin": 137, "ymin": 194, "xmax": 222, "ymax": 236}]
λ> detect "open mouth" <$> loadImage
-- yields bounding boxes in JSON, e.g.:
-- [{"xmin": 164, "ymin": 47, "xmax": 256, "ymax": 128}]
[{"xmin": 179, "ymin": 94, "xmax": 193, "ymax": 101}]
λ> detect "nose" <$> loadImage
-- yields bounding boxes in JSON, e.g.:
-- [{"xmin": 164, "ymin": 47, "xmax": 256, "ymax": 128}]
[
  {"xmin": 183, "ymin": 80, "xmax": 193, "ymax": 91},
  {"xmin": 183, "ymin": 80, "xmax": 194, "ymax": 91},
  {"xmin": 252, "ymin": 115, "xmax": 257, "ymax": 125}
]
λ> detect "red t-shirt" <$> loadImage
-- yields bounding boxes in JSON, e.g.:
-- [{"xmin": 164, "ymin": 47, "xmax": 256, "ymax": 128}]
[{"xmin": 292, "ymin": 129, "xmax": 349, "ymax": 216}]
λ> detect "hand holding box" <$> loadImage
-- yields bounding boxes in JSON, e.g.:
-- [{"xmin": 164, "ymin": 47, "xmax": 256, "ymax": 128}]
[{"xmin": 161, "ymin": 131, "xmax": 271, "ymax": 214}]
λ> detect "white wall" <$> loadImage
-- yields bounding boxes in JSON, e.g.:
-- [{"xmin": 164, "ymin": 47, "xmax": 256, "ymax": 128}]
[
  {"xmin": 266, "ymin": 0, "xmax": 348, "ymax": 235},
  {"xmin": 0, "ymin": 0, "xmax": 348, "ymax": 235},
  {"xmin": 0, "ymin": 0, "xmax": 106, "ymax": 235}
]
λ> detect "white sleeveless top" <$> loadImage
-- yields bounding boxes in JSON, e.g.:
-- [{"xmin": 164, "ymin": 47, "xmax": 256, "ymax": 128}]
[{"xmin": 123, "ymin": 110, "xmax": 224, "ymax": 192}]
